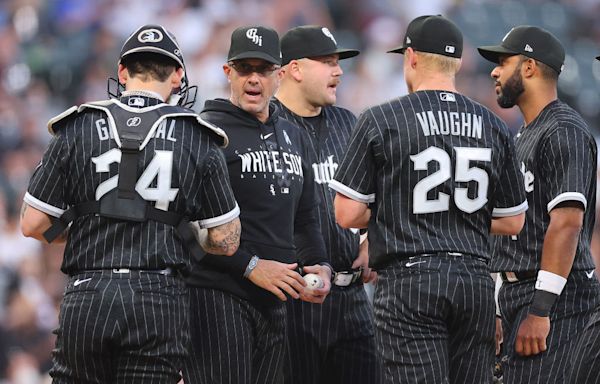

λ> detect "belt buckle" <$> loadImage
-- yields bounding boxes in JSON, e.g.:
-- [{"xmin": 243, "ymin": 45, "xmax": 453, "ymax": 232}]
[
  {"xmin": 113, "ymin": 268, "xmax": 130, "ymax": 274},
  {"xmin": 157, "ymin": 268, "xmax": 173, "ymax": 276},
  {"xmin": 503, "ymin": 271, "xmax": 518, "ymax": 283},
  {"xmin": 333, "ymin": 272, "xmax": 353, "ymax": 287}
]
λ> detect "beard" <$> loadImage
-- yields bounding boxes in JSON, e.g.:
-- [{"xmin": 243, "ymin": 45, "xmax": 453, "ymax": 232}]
[{"xmin": 496, "ymin": 64, "xmax": 524, "ymax": 108}]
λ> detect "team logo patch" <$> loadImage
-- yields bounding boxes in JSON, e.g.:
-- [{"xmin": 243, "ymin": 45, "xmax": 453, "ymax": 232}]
[
  {"xmin": 524, "ymin": 44, "xmax": 533, "ymax": 52},
  {"xmin": 128, "ymin": 97, "xmax": 145, "ymax": 107},
  {"xmin": 406, "ymin": 36, "xmax": 412, "ymax": 44},
  {"xmin": 127, "ymin": 117, "xmax": 142, "ymax": 127},
  {"xmin": 246, "ymin": 28, "xmax": 263, "ymax": 46},
  {"xmin": 322, "ymin": 27, "xmax": 337, "ymax": 45},
  {"xmin": 440, "ymin": 92, "xmax": 456, "ymax": 102},
  {"xmin": 138, "ymin": 28, "xmax": 163, "ymax": 43},
  {"xmin": 283, "ymin": 130, "xmax": 292, "ymax": 145},
  {"xmin": 445, "ymin": 45, "xmax": 455, "ymax": 54}
]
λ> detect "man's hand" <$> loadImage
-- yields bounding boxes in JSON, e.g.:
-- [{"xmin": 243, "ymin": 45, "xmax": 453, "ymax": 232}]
[
  {"xmin": 515, "ymin": 314, "xmax": 550, "ymax": 356},
  {"xmin": 352, "ymin": 237, "xmax": 377, "ymax": 283},
  {"xmin": 299, "ymin": 264, "xmax": 332, "ymax": 304},
  {"xmin": 246, "ymin": 260, "xmax": 305, "ymax": 301},
  {"xmin": 495, "ymin": 317, "xmax": 503, "ymax": 356}
]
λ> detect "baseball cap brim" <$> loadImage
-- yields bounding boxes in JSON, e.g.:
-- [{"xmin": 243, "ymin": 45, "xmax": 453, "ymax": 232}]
[
  {"xmin": 387, "ymin": 45, "xmax": 406, "ymax": 54},
  {"xmin": 596, "ymin": 56, "xmax": 600, "ymax": 61},
  {"xmin": 477, "ymin": 45, "xmax": 519, "ymax": 64},
  {"xmin": 284, "ymin": 48, "xmax": 360, "ymax": 65},
  {"xmin": 336, "ymin": 48, "xmax": 360, "ymax": 60},
  {"xmin": 228, "ymin": 51, "xmax": 281, "ymax": 65}
]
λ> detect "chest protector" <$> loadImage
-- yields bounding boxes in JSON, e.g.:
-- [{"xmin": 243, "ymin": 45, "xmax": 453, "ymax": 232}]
[{"xmin": 42, "ymin": 99, "xmax": 228, "ymax": 263}]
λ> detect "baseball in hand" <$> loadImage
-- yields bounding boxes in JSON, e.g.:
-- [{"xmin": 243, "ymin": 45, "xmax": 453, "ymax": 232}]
[{"xmin": 303, "ymin": 273, "xmax": 324, "ymax": 289}]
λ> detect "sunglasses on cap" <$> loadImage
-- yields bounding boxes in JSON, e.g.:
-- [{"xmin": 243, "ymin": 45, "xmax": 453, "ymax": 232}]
[{"xmin": 229, "ymin": 61, "xmax": 280, "ymax": 76}]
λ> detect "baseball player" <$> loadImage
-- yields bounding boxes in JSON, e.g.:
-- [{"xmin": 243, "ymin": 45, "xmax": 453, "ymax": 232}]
[
  {"xmin": 272, "ymin": 25, "xmax": 382, "ymax": 384},
  {"xmin": 182, "ymin": 26, "xmax": 331, "ymax": 384},
  {"xmin": 330, "ymin": 15, "xmax": 528, "ymax": 384},
  {"xmin": 19, "ymin": 24, "xmax": 241, "ymax": 383},
  {"xmin": 478, "ymin": 26, "xmax": 600, "ymax": 384}
]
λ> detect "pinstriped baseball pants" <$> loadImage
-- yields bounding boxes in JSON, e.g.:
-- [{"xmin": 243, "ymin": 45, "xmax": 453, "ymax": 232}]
[
  {"xmin": 183, "ymin": 288, "xmax": 286, "ymax": 384},
  {"xmin": 51, "ymin": 272, "xmax": 189, "ymax": 384},
  {"xmin": 499, "ymin": 270, "xmax": 600, "ymax": 384},
  {"xmin": 374, "ymin": 254, "xmax": 495, "ymax": 384},
  {"xmin": 568, "ymin": 304, "xmax": 600, "ymax": 383},
  {"xmin": 283, "ymin": 284, "xmax": 383, "ymax": 384}
]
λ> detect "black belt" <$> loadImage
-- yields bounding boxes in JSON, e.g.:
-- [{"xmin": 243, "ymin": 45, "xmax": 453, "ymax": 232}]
[
  {"xmin": 500, "ymin": 270, "xmax": 537, "ymax": 283},
  {"xmin": 72, "ymin": 268, "xmax": 178, "ymax": 277},
  {"xmin": 332, "ymin": 269, "xmax": 362, "ymax": 287}
]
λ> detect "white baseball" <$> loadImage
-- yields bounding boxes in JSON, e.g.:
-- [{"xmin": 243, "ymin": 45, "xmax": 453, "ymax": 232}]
[{"xmin": 303, "ymin": 273, "xmax": 324, "ymax": 289}]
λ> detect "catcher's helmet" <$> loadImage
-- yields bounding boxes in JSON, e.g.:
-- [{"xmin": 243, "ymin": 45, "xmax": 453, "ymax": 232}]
[{"xmin": 108, "ymin": 24, "xmax": 197, "ymax": 108}]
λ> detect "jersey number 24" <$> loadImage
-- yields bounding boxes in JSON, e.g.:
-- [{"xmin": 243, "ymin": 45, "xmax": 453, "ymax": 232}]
[
  {"xmin": 92, "ymin": 148, "xmax": 179, "ymax": 211},
  {"xmin": 411, "ymin": 146, "xmax": 491, "ymax": 214}
]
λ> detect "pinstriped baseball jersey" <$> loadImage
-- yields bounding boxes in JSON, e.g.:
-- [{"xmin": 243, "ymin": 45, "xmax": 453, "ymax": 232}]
[
  {"xmin": 24, "ymin": 95, "xmax": 238, "ymax": 274},
  {"xmin": 274, "ymin": 100, "xmax": 359, "ymax": 270},
  {"xmin": 330, "ymin": 90, "xmax": 528, "ymax": 268},
  {"xmin": 491, "ymin": 99, "xmax": 597, "ymax": 272}
]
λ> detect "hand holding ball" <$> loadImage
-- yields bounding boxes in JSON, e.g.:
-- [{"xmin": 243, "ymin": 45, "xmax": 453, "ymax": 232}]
[{"xmin": 303, "ymin": 273, "xmax": 324, "ymax": 289}]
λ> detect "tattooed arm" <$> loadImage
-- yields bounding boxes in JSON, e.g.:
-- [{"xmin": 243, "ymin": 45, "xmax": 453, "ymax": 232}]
[
  {"xmin": 191, "ymin": 218, "xmax": 241, "ymax": 256},
  {"xmin": 20, "ymin": 202, "xmax": 68, "ymax": 244}
]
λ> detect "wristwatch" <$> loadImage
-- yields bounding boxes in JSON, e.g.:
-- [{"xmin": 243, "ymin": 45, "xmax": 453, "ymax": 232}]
[{"xmin": 243, "ymin": 255, "xmax": 259, "ymax": 278}]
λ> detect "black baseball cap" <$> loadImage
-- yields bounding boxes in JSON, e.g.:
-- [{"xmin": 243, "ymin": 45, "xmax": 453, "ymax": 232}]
[
  {"xmin": 388, "ymin": 15, "xmax": 463, "ymax": 58},
  {"xmin": 280, "ymin": 25, "xmax": 360, "ymax": 65},
  {"xmin": 227, "ymin": 26, "xmax": 281, "ymax": 65},
  {"xmin": 120, "ymin": 24, "xmax": 185, "ymax": 68},
  {"xmin": 478, "ymin": 26, "xmax": 565, "ymax": 74}
]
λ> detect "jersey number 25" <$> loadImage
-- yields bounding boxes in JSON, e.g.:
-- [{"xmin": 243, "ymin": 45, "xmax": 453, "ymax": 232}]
[{"xmin": 411, "ymin": 146, "xmax": 491, "ymax": 214}]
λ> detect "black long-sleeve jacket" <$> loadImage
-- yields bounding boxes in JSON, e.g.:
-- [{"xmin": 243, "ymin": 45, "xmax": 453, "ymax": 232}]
[{"xmin": 186, "ymin": 99, "xmax": 327, "ymax": 307}]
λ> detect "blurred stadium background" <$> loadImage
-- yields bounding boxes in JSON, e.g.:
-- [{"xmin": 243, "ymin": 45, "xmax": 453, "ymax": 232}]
[{"xmin": 0, "ymin": 0, "xmax": 599, "ymax": 382}]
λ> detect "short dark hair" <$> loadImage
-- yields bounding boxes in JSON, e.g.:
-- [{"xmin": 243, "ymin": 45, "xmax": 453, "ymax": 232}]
[
  {"xmin": 535, "ymin": 59, "xmax": 559, "ymax": 81},
  {"xmin": 517, "ymin": 55, "xmax": 558, "ymax": 82},
  {"xmin": 121, "ymin": 52, "xmax": 179, "ymax": 82}
]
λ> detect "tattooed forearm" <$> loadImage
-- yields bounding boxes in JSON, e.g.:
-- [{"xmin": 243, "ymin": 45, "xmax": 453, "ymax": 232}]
[{"xmin": 204, "ymin": 218, "xmax": 241, "ymax": 256}]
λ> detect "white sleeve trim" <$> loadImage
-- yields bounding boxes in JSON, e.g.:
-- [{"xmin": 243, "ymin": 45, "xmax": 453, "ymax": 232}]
[
  {"xmin": 492, "ymin": 200, "xmax": 528, "ymax": 217},
  {"xmin": 328, "ymin": 179, "xmax": 375, "ymax": 203},
  {"xmin": 198, "ymin": 204, "xmax": 240, "ymax": 229},
  {"xmin": 23, "ymin": 192, "xmax": 65, "ymax": 218},
  {"xmin": 547, "ymin": 192, "xmax": 587, "ymax": 212}
]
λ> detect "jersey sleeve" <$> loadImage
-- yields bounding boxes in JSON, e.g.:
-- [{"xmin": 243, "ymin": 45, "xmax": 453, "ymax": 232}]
[
  {"xmin": 329, "ymin": 111, "xmax": 377, "ymax": 203},
  {"xmin": 196, "ymin": 146, "xmax": 240, "ymax": 228},
  {"xmin": 540, "ymin": 125, "xmax": 596, "ymax": 212},
  {"xmin": 491, "ymin": 134, "xmax": 528, "ymax": 217},
  {"xmin": 24, "ymin": 134, "xmax": 68, "ymax": 217}
]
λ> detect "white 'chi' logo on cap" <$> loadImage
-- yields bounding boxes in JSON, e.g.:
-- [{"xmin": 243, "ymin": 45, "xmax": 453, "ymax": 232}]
[
  {"xmin": 322, "ymin": 27, "xmax": 337, "ymax": 45},
  {"xmin": 138, "ymin": 28, "xmax": 163, "ymax": 43},
  {"xmin": 246, "ymin": 28, "xmax": 263, "ymax": 46}
]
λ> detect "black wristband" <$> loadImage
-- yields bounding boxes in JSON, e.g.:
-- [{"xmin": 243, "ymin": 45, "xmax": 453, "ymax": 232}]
[{"xmin": 529, "ymin": 289, "xmax": 559, "ymax": 317}]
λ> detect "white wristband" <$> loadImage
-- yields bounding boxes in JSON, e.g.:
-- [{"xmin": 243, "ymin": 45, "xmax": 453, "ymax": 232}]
[
  {"xmin": 359, "ymin": 232, "xmax": 368, "ymax": 245},
  {"xmin": 535, "ymin": 270, "xmax": 567, "ymax": 295}
]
